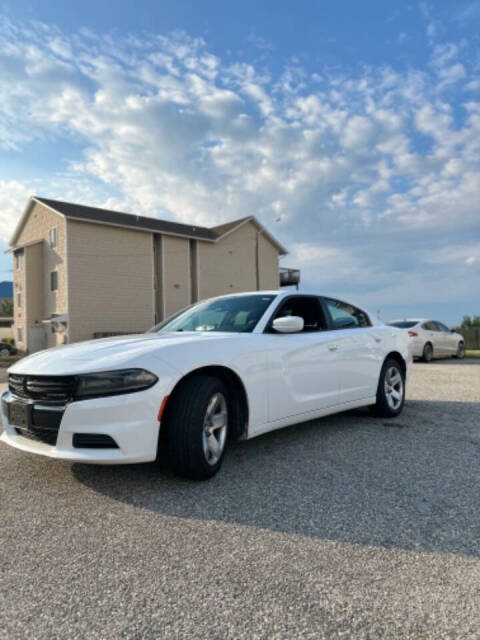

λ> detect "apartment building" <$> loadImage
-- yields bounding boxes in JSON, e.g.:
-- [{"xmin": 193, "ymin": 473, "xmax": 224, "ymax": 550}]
[{"xmin": 10, "ymin": 197, "xmax": 294, "ymax": 353}]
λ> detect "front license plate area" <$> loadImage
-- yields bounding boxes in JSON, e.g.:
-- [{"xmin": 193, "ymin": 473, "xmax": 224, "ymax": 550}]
[{"xmin": 8, "ymin": 400, "xmax": 31, "ymax": 429}]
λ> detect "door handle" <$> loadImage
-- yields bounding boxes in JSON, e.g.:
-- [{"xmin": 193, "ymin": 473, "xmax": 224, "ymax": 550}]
[
  {"xmin": 328, "ymin": 344, "xmax": 338, "ymax": 351},
  {"xmin": 374, "ymin": 336, "xmax": 382, "ymax": 343}
]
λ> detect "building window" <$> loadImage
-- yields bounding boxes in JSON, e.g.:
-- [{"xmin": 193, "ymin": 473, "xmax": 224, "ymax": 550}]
[
  {"xmin": 50, "ymin": 271, "xmax": 58, "ymax": 291},
  {"xmin": 17, "ymin": 328, "xmax": 23, "ymax": 342},
  {"xmin": 16, "ymin": 292, "xmax": 21, "ymax": 308},
  {"xmin": 49, "ymin": 227, "xmax": 57, "ymax": 248},
  {"xmin": 15, "ymin": 252, "xmax": 22, "ymax": 269}
]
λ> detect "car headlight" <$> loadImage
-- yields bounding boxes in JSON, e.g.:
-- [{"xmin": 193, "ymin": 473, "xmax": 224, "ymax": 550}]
[{"xmin": 75, "ymin": 369, "xmax": 158, "ymax": 399}]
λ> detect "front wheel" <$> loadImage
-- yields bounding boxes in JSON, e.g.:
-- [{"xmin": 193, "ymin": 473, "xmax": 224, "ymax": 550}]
[
  {"xmin": 166, "ymin": 375, "xmax": 229, "ymax": 480},
  {"xmin": 371, "ymin": 358, "xmax": 405, "ymax": 418}
]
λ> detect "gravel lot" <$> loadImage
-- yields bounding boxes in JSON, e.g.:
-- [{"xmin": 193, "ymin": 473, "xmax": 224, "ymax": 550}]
[{"xmin": 1, "ymin": 361, "xmax": 479, "ymax": 639}]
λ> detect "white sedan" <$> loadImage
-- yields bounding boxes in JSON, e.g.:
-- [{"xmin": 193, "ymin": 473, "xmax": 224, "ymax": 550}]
[
  {"xmin": 387, "ymin": 319, "xmax": 465, "ymax": 361},
  {"xmin": 1, "ymin": 292, "xmax": 411, "ymax": 480}
]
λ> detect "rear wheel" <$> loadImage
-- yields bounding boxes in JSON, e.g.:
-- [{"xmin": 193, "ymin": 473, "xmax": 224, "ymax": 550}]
[
  {"xmin": 0, "ymin": 347, "xmax": 10, "ymax": 356},
  {"xmin": 371, "ymin": 358, "xmax": 405, "ymax": 418},
  {"xmin": 454, "ymin": 341, "xmax": 465, "ymax": 359},
  {"xmin": 422, "ymin": 342, "xmax": 433, "ymax": 362},
  {"xmin": 166, "ymin": 375, "xmax": 229, "ymax": 480}
]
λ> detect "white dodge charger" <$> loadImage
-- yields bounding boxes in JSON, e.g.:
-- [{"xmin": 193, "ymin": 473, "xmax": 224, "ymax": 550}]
[{"xmin": 1, "ymin": 292, "xmax": 411, "ymax": 480}]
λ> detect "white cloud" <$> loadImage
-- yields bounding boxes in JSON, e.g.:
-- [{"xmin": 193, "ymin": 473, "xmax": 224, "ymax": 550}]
[
  {"xmin": 0, "ymin": 16, "xmax": 479, "ymax": 314},
  {"xmin": 0, "ymin": 180, "xmax": 33, "ymax": 240}
]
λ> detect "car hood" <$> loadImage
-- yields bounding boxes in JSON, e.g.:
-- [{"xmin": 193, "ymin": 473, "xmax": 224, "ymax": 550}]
[{"xmin": 9, "ymin": 332, "xmax": 243, "ymax": 376}]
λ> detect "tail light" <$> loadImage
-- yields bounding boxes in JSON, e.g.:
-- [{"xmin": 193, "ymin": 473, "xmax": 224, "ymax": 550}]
[{"xmin": 408, "ymin": 331, "xmax": 418, "ymax": 337}]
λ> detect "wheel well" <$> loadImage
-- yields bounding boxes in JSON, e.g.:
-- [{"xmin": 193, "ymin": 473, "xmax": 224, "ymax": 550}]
[
  {"xmin": 385, "ymin": 351, "xmax": 406, "ymax": 378},
  {"xmin": 163, "ymin": 365, "xmax": 249, "ymax": 441}
]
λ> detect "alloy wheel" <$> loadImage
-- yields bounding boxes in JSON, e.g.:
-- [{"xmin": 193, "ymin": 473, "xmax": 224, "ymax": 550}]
[
  {"xmin": 384, "ymin": 366, "xmax": 404, "ymax": 411},
  {"xmin": 202, "ymin": 392, "xmax": 228, "ymax": 466}
]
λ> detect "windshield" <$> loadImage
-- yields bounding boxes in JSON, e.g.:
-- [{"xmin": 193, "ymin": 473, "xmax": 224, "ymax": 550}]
[
  {"xmin": 387, "ymin": 321, "xmax": 418, "ymax": 329},
  {"xmin": 151, "ymin": 294, "xmax": 276, "ymax": 334}
]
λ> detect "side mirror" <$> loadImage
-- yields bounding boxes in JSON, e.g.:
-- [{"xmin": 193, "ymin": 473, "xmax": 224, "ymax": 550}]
[
  {"xmin": 272, "ymin": 315, "xmax": 304, "ymax": 333},
  {"xmin": 450, "ymin": 328, "xmax": 456, "ymax": 333}
]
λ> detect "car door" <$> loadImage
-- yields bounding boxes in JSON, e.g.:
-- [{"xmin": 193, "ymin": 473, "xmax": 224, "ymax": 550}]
[
  {"xmin": 435, "ymin": 321, "xmax": 456, "ymax": 354},
  {"xmin": 322, "ymin": 297, "xmax": 384, "ymax": 402},
  {"xmin": 264, "ymin": 295, "xmax": 342, "ymax": 422},
  {"xmin": 426, "ymin": 321, "xmax": 448, "ymax": 355},
  {"xmin": 421, "ymin": 321, "xmax": 441, "ymax": 355}
]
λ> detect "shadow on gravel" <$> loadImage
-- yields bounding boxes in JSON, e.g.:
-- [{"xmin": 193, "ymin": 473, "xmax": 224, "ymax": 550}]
[
  {"xmin": 73, "ymin": 399, "xmax": 480, "ymax": 557},
  {"xmin": 415, "ymin": 359, "xmax": 480, "ymax": 366}
]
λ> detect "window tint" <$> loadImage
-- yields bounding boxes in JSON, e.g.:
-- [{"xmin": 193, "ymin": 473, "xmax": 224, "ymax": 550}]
[
  {"xmin": 423, "ymin": 321, "xmax": 438, "ymax": 331},
  {"xmin": 436, "ymin": 321, "xmax": 450, "ymax": 332},
  {"xmin": 155, "ymin": 294, "xmax": 275, "ymax": 333},
  {"xmin": 271, "ymin": 296, "xmax": 326, "ymax": 332},
  {"xmin": 324, "ymin": 298, "xmax": 371, "ymax": 329},
  {"xmin": 387, "ymin": 321, "xmax": 418, "ymax": 329}
]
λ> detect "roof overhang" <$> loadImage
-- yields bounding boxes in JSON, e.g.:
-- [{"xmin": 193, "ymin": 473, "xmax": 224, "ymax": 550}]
[
  {"xmin": 10, "ymin": 196, "xmax": 288, "ymax": 256},
  {"xmin": 214, "ymin": 216, "xmax": 288, "ymax": 255},
  {"xmin": 9, "ymin": 197, "xmax": 64, "ymax": 247},
  {"xmin": 4, "ymin": 238, "xmax": 44, "ymax": 254}
]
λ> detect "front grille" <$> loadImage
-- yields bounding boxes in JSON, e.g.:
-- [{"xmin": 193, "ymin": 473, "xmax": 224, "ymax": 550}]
[
  {"xmin": 9, "ymin": 374, "xmax": 76, "ymax": 404},
  {"xmin": 14, "ymin": 406, "xmax": 63, "ymax": 446}
]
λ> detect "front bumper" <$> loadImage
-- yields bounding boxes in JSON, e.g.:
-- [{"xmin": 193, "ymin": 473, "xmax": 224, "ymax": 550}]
[{"xmin": 0, "ymin": 384, "xmax": 164, "ymax": 464}]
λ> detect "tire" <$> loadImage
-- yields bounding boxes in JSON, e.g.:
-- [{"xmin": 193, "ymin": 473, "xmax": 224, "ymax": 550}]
[
  {"xmin": 166, "ymin": 375, "xmax": 229, "ymax": 480},
  {"xmin": 371, "ymin": 358, "xmax": 405, "ymax": 418},
  {"xmin": 0, "ymin": 347, "xmax": 10, "ymax": 356},
  {"xmin": 422, "ymin": 342, "xmax": 433, "ymax": 362},
  {"xmin": 453, "ymin": 342, "xmax": 465, "ymax": 359}
]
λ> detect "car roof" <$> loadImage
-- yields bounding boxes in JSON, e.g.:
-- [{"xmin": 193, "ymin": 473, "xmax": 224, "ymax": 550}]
[{"xmin": 388, "ymin": 318, "xmax": 426, "ymax": 324}]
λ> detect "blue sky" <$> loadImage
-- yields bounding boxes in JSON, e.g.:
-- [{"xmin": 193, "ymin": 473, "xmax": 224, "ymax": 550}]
[{"xmin": 1, "ymin": 1, "xmax": 479, "ymax": 324}]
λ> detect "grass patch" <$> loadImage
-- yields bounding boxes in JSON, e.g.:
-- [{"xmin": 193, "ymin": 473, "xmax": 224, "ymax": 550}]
[{"xmin": 466, "ymin": 350, "xmax": 480, "ymax": 358}]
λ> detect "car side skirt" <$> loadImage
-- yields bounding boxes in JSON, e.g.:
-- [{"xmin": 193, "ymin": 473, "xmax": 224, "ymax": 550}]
[{"xmin": 247, "ymin": 396, "xmax": 377, "ymax": 439}]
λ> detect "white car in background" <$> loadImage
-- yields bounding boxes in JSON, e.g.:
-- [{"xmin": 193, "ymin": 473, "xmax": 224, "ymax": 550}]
[
  {"xmin": 1, "ymin": 292, "xmax": 411, "ymax": 480},
  {"xmin": 387, "ymin": 319, "xmax": 465, "ymax": 362}
]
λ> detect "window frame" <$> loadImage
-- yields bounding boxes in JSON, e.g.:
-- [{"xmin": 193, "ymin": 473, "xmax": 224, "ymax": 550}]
[
  {"xmin": 16, "ymin": 292, "xmax": 21, "ymax": 308},
  {"xmin": 263, "ymin": 294, "xmax": 328, "ymax": 334},
  {"xmin": 17, "ymin": 327, "xmax": 23, "ymax": 342},
  {"xmin": 49, "ymin": 227, "xmax": 57, "ymax": 248},
  {"xmin": 321, "ymin": 296, "xmax": 372, "ymax": 331},
  {"xmin": 50, "ymin": 270, "xmax": 58, "ymax": 292},
  {"xmin": 15, "ymin": 251, "xmax": 22, "ymax": 270}
]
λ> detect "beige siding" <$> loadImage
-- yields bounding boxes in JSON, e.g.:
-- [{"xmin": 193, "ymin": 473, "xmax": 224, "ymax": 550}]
[
  {"xmin": 13, "ymin": 202, "xmax": 68, "ymax": 350},
  {"xmin": 24, "ymin": 242, "xmax": 49, "ymax": 346},
  {"xmin": 67, "ymin": 220, "xmax": 154, "ymax": 343},
  {"xmin": 198, "ymin": 221, "xmax": 281, "ymax": 300},
  {"xmin": 13, "ymin": 249, "xmax": 26, "ymax": 350},
  {"xmin": 162, "ymin": 235, "xmax": 191, "ymax": 317},
  {"xmin": 258, "ymin": 232, "xmax": 280, "ymax": 290}
]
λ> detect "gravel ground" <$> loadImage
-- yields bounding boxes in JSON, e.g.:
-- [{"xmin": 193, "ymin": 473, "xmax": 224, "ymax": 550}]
[{"xmin": 1, "ymin": 361, "xmax": 479, "ymax": 639}]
